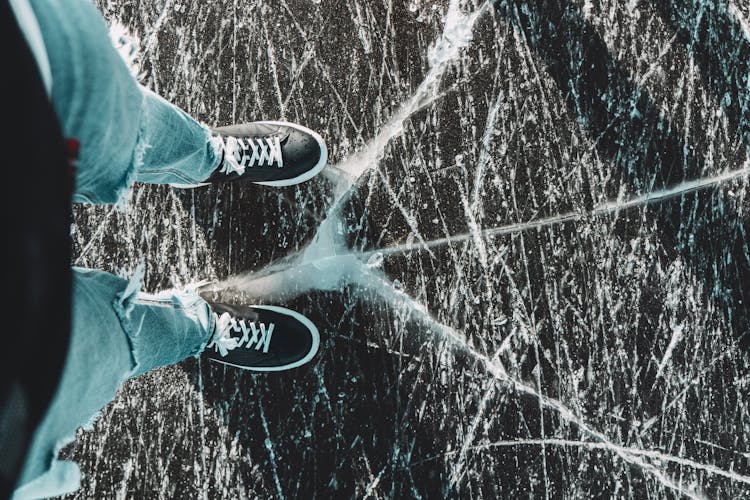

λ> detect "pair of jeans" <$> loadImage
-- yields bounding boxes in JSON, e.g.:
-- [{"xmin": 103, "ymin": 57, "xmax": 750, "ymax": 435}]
[{"xmin": 13, "ymin": 1, "xmax": 219, "ymax": 498}]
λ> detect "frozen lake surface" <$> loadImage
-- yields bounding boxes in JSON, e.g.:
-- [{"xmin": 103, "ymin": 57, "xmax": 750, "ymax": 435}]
[{"xmin": 64, "ymin": 0, "xmax": 750, "ymax": 497}]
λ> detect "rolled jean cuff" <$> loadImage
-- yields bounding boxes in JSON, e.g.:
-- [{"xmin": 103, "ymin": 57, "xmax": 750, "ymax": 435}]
[{"xmin": 114, "ymin": 263, "xmax": 215, "ymax": 379}]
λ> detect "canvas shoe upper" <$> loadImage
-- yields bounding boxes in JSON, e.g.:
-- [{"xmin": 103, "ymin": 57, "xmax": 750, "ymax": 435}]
[
  {"xmin": 203, "ymin": 302, "xmax": 319, "ymax": 372},
  {"xmin": 207, "ymin": 121, "xmax": 327, "ymax": 186}
]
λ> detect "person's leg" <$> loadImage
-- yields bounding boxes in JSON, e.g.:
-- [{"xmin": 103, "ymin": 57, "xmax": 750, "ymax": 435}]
[
  {"xmin": 12, "ymin": 268, "xmax": 214, "ymax": 500},
  {"xmin": 29, "ymin": 0, "xmax": 220, "ymax": 205},
  {"xmin": 31, "ymin": 0, "xmax": 325, "ymax": 204},
  {"xmin": 134, "ymin": 87, "xmax": 221, "ymax": 186}
]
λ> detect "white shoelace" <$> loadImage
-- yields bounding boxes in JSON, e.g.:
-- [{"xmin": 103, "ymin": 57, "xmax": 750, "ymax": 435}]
[
  {"xmin": 218, "ymin": 136, "xmax": 284, "ymax": 176},
  {"xmin": 207, "ymin": 312, "xmax": 275, "ymax": 357}
]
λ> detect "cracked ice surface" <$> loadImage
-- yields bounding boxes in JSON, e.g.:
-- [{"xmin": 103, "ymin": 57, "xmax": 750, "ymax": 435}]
[{"xmin": 62, "ymin": 0, "xmax": 750, "ymax": 497}]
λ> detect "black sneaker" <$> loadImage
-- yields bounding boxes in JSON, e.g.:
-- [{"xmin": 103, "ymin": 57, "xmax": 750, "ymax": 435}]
[
  {"xmin": 182, "ymin": 121, "xmax": 327, "ymax": 188},
  {"xmin": 203, "ymin": 302, "xmax": 320, "ymax": 371}
]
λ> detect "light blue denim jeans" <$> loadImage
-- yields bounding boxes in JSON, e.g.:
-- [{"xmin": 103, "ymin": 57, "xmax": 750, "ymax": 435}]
[{"xmin": 13, "ymin": 1, "xmax": 219, "ymax": 498}]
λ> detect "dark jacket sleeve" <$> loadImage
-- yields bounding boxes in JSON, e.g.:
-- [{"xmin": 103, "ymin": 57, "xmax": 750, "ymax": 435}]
[{"xmin": 0, "ymin": 1, "xmax": 74, "ymax": 496}]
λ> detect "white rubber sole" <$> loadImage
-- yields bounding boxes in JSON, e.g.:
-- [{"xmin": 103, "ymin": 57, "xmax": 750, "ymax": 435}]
[
  {"xmin": 170, "ymin": 120, "xmax": 328, "ymax": 189},
  {"xmin": 208, "ymin": 305, "xmax": 320, "ymax": 372}
]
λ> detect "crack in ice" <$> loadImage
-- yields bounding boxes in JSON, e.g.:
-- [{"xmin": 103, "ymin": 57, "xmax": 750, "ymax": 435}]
[
  {"xmin": 475, "ymin": 439, "xmax": 750, "ymax": 487},
  {"xmin": 361, "ymin": 270, "xmax": 705, "ymax": 499},
  {"xmin": 367, "ymin": 161, "xmax": 750, "ymax": 257},
  {"xmin": 202, "ymin": 1, "xmax": 750, "ymax": 495}
]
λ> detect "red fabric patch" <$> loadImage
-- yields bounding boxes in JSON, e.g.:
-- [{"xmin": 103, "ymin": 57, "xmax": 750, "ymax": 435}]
[{"xmin": 65, "ymin": 138, "xmax": 80, "ymax": 160}]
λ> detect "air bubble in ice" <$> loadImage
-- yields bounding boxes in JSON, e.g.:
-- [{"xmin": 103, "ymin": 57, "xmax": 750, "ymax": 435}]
[{"xmin": 367, "ymin": 252, "xmax": 384, "ymax": 268}]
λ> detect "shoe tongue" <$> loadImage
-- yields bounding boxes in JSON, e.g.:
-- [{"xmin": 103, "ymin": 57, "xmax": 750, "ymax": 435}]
[
  {"xmin": 213, "ymin": 123, "xmax": 290, "ymax": 143},
  {"xmin": 234, "ymin": 309, "xmax": 260, "ymax": 324},
  {"xmin": 252, "ymin": 123, "xmax": 289, "ymax": 140}
]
